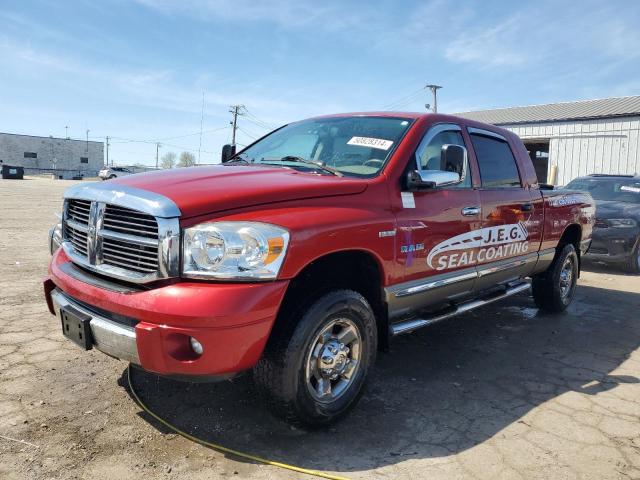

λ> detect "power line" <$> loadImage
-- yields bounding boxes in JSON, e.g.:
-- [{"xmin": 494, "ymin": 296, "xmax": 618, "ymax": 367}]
[
  {"xmin": 108, "ymin": 136, "xmax": 217, "ymax": 155},
  {"xmin": 243, "ymin": 109, "xmax": 277, "ymax": 130},
  {"xmin": 242, "ymin": 116, "xmax": 274, "ymax": 131},
  {"xmin": 380, "ymin": 89, "xmax": 421, "ymax": 110},
  {"xmin": 152, "ymin": 126, "xmax": 228, "ymax": 142},
  {"xmin": 237, "ymin": 126, "xmax": 257, "ymax": 140},
  {"xmin": 380, "ymin": 87, "xmax": 425, "ymax": 111},
  {"xmin": 107, "ymin": 126, "xmax": 228, "ymax": 144}
]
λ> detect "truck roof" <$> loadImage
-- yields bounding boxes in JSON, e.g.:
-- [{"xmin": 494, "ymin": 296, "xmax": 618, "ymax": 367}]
[
  {"xmin": 310, "ymin": 111, "xmax": 444, "ymax": 120},
  {"xmin": 307, "ymin": 111, "xmax": 518, "ymax": 141}
]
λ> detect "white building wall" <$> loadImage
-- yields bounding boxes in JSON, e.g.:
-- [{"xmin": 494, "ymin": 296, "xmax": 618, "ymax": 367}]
[{"xmin": 504, "ymin": 115, "xmax": 640, "ymax": 186}]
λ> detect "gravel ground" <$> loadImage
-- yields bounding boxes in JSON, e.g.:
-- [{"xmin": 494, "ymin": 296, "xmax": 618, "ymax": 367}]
[{"xmin": 1, "ymin": 177, "xmax": 639, "ymax": 480}]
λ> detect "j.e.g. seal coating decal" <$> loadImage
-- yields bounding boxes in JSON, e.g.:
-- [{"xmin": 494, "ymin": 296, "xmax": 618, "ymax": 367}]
[{"xmin": 427, "ymin": 222, "xmax": 530, "ymax": 270}]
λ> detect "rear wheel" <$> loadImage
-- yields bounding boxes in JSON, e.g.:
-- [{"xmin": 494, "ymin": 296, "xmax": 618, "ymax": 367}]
[
  {"xmin": 253, "ymin": 289, "xmax": 377, "ymax": 427},
  {"xmin": 624, "ymin": 241, "xmax": 640, "ymax": 274},
  {"xmin": 532, "ymin": 243, "xmax": 579, "ymax": 313}
]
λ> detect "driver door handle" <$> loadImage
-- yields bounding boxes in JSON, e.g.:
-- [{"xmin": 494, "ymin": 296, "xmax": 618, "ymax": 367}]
[{"xmin": 461, "ymin": 206, "xmax": 480, "ymax": 216}]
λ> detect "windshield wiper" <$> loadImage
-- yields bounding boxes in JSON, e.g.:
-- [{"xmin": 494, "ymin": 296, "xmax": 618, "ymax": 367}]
[{"xmin": 263, "ymin": 156, "xmax": 343, "ymax": 177}]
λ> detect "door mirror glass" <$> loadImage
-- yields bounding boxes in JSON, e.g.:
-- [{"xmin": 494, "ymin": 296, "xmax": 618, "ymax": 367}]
[
  {"xmin": 221, "ymin": 144, "xmax": 236, "ymax": 163},
  {"xmin": 406, "ymin": 169, "xmax": 461, "ymax": 190},
  {"xmin": 440, "ymin": 144, "xmax": 467, "ymax": 178}
]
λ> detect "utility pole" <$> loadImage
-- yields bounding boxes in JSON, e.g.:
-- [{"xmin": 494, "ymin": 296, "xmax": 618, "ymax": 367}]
[
  {"xmin": 425, "ymin": 84, "xmax": 442, "ymax": 113},
  {"xmin": 198, "ymin": 92, "xmax": 205, "ymax": 165},
  {"xmin": 156, "ymin": 143, "xmax": 161, "ymax": 169},
  {"xmin": 65, "ymin": 126, "xmax": 69, "ymax": 139},
  {"xmin": 105, "ymin": 136, "xmax": 110, "ymax": 166},
  {"xmin": 229, "ymin": 104, "xmax": 245, "ymax": 147},
  {"xmin": 86, "ymin": 129, "xmax": 90, "ymax": 152}
]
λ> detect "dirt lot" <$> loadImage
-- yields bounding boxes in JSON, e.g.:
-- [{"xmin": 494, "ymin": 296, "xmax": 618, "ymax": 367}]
[{"xmin": 1, "ymin": 177, "xmax": 639, "ymax": 480}]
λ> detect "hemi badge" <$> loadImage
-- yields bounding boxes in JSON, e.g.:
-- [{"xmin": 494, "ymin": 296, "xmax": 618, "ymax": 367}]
[{"xmin": 379, "ymin": 230, "xmax": 397, "ymax": 238}]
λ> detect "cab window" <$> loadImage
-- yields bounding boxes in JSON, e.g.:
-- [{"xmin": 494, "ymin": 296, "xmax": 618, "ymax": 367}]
[
  {"xmin": 470, "ymin": 133, "xmax": 521, "ymax": 188},
  {"xmin": 416, "ymin": 128, "xmax": 471, "ymax": 188}
]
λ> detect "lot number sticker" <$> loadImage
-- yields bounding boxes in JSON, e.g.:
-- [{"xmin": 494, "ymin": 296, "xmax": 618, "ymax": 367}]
[{"xmin": 347, "ymin": 136, "xmax": 394, "ymax": 151}]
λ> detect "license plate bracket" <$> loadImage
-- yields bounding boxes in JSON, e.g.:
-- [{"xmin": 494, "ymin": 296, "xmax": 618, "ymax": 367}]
[{"xmin": 61, "ymin": 306, "xmax": 93, "ymax": 350}]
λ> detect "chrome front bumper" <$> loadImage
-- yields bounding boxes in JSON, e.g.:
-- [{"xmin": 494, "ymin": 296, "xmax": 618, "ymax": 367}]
[{"xmin": 51, "ymin": 289, "xmax": 140, "ymax": 364}]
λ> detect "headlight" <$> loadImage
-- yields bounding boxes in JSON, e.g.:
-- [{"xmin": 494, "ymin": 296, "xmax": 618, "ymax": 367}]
[
  {"xmin": 608, "ymin": 218, "xmax": 637, "ymax": 228},
  {"xmin": 183, "ymin": 221, "xmax": 289, "ymax": 280}
]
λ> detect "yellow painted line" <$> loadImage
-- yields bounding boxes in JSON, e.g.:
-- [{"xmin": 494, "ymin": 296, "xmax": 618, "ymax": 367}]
[{"xmin": 127, "ymin": 365, "xmax": 350, "ymax": 480}]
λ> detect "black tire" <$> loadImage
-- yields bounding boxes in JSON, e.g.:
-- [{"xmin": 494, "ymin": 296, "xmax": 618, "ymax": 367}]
[
  {"xmin": 253, "ymin": 289, "xmax": 377, "ymax": 428},
  {"xmin": 624, "ymin": 241, "xmax": 640, "ymax": 274},
  {"xmin": 108, "ymin": 174, "xmax": 117, "ymax": 179},
  {"xmin": 532, "ymin": 243, "xmax": 579, "ymax": 313}
]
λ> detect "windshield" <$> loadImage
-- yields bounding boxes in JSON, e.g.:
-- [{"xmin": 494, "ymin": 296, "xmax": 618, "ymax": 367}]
[
  {"xmin": 232, "ymin": 116, "xmax": 413, "ymax": 177},
  {"xmin": 565, "ymin": 178, "xmax": 640, "ymax": 203}
]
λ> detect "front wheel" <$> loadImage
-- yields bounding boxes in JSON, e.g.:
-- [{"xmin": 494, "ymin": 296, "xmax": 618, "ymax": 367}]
[
  {"xmin": 532, "ymin": 243, "xmax": 579, "ymax": 313},
  {"xmin": 253, "ymin": 289, "xmax": 377, "ymax": 427}
]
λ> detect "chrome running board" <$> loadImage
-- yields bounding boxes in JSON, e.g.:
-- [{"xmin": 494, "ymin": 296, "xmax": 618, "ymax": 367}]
[{"xmin": 389, "ymin": 281, "xmax": 531, "ymax": 336}]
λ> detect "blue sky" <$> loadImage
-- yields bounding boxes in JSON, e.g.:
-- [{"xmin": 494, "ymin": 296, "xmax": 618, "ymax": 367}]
[{"xmin": 1, "ymin": 0, "xmax": 640, "ymax": 166}]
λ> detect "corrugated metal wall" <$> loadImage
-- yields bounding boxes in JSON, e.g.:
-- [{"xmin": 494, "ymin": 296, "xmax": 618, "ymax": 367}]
[{"xmin": 505, "ymin": 115, "xmax": 640, "ymax": 185}]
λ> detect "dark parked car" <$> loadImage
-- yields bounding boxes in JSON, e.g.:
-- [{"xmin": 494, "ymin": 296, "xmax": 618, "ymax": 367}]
[{"xmin": 564, "ymin": 174, "xmax": 640, "ymax": 273}]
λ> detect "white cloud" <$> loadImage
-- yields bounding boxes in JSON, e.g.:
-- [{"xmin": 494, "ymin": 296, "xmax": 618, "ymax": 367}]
[{"xmin": 444, "ymin": 15, "xmax": 528, "ymax": 67}]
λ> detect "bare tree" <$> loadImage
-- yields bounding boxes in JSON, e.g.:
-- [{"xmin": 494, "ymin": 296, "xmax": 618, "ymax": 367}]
[
  {"xmin": 177, "ymin": 151, "xmax": 196, "ymax": 168},
  {"xmin": 160, "ymin": 152, "xmax": 177, "ymax": 169}
]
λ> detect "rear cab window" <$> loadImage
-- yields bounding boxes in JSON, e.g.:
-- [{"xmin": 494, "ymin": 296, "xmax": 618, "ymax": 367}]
[{"xmin": 469, "ymin": 130, "xmax": 521, "ymax": 188}]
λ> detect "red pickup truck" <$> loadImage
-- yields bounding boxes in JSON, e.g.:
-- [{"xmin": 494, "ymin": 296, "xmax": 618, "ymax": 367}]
[{"xmin": 45, "ymin": 112, "xmax": 594, "ymax": 426}]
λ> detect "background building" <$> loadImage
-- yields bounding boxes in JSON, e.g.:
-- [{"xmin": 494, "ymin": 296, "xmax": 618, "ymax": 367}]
[
  {"xmin": 0, "ymin": 132, "xmax": 104, "ymax": 179},
  {"xmin": 457, "ymin": 96, "xmax": 640, "ymax": 186}
]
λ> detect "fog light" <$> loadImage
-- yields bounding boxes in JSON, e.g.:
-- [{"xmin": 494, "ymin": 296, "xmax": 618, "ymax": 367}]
[{"xmin": 189, "ymin": 337, "xmax": 204, "ymax": 355}]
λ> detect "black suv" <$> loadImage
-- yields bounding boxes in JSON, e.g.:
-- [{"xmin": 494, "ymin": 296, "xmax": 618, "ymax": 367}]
[{"xmin": 565, "ymin": 174, "xmax": 640, "ymax": 273}]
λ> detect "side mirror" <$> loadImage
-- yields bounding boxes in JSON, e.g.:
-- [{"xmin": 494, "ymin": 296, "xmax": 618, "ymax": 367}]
[
  {"xmin": 406, "ymin": 169, "xmax": 461, "ymax": 190},
  {"xmin": 440, "ymin": 144, "xmax": 466, "ymax": 177},
  {"xmin": 221, "ymin": 144, "xmax": 236, "ymax": 163}
]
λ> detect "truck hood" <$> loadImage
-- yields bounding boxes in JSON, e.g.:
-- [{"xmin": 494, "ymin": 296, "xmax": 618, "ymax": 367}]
[{"xmin": 113, "ymin": 165, "xmax": 369, "ymax": 218}]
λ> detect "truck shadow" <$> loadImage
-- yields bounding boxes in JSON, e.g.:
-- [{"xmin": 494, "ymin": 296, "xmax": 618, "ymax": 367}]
[{"xmin": 119, "ymin": 283, "xmax": 640, "ymax": 473}]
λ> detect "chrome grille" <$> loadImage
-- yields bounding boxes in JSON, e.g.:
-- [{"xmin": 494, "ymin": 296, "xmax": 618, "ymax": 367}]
[
  {"xmin": 61, "ymin": 184, "xmax": 180, "ymax": 284},
  {"xmin": 65, "ymin": 199, "xmax": 91, "ymax": 257},
  {"xmin": 102, "ymin": 237, "xmax": 159, "ymax": 274},
  {"xmin": 62, "ymin": 199, "xmax": 172, "ymax": 282},
  {"xmin": 66, "ymin": 222, "xmax": 89, "ymax": 257},
  {"xmin": 103, "ymin": 205, "xmax": 158, "ymax": 239},
  {"xmin": 67, "ymin": 199, "xmax": 91, "ymax": 225}
]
